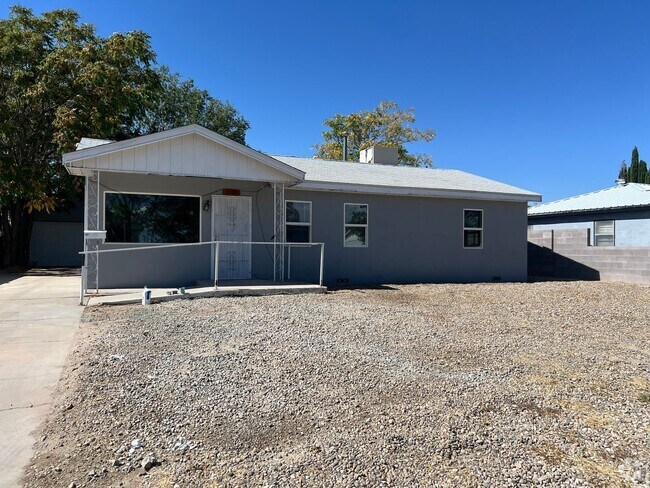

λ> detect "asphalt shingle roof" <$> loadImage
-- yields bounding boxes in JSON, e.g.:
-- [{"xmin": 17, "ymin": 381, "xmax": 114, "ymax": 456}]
[
  {"xmin": 528, "ymin": 183, "xmax": 650, "ymax": 216},
  {"xmin": 76, "ymin": 137, "xmax": 113, "ymax": 150},
  {"xmin": 272, "ymin": 155, "xmax": 540, "ymax": 201}
]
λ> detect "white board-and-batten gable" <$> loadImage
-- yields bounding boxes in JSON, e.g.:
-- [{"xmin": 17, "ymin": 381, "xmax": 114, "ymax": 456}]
[{"xmin": 62, "ymin": 125, "xmax": 304, "ymax": 185}]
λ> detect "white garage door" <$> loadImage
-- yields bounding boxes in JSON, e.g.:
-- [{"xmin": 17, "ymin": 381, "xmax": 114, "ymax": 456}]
[{"xmin": 30, "ymin": 221, "xmax": 84, "ymax": 267}]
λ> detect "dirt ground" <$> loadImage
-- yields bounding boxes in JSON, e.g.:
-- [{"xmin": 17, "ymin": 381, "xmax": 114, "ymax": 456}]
[{"xmin": 23, "ymin": 281, "xmax": 650, "ymax": 487}]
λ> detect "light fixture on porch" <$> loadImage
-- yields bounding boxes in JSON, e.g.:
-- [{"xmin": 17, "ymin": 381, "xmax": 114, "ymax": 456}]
[{"xmin": 203, "ymin": 199, "xmax": 210, "ymax": 212}]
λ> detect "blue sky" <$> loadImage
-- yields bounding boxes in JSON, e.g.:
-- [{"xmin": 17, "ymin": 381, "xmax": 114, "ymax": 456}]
[{"xmin": 4, "ymin": 1, "xmax": 650, "ymax": 201}]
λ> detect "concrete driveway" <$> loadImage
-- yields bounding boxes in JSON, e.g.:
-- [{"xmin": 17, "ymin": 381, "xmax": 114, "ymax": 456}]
[{"xmin": 0, "ymin": 269, "xmax": 82, "ymax": 487}]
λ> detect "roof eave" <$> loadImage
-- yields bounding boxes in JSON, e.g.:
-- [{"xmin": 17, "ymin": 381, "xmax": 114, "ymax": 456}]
[
  {"xmin": 529, "ymin": 203, "xmax": 650, "ymax": 217},
  {"xmin": 293, "ymin": 180, "xmax": 541, "ymax": 202}
]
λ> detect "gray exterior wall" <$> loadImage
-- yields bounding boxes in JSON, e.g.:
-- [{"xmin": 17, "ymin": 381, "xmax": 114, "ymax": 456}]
[
  {"xmin": 92, "ymin": 172, "xmax": 529, "ymax": 288},
  {"xmin": 285, "ymin": 189, "xmax": 528, "ymax": 285},
  {"xmin": 528, "ymin": 208, "xmax": 650, "ymax": 247}
]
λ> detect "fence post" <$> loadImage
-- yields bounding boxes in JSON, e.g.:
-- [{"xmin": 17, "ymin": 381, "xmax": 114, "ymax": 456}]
[
  {"xmin": 287, "ymin": 245, "xmax": 291, "ymax": 281},
  {"xmin": 319, "ymin": 243, "xmax": 325, "ymax": 287},
  {"xmin": 214, "ymin": 241, "xmax": 219, "ymax": 289},
  {"xmin": 79, "ymin": 266, "xmax": 86, "ymax": 306}
]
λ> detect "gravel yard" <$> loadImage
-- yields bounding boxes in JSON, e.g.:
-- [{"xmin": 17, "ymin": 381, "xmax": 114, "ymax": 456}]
[{"xmin": 24, "ymin": 281, "xmax": 650, "ymax": 487}]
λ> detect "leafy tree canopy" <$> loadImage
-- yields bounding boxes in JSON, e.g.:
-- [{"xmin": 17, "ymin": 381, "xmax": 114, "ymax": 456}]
[
  {"xmin": 0, "ymin": 6, "xmax": 250, "ymax": 267},
  {"xmin": 135, "ymin": 66, "xmax": 249, "ymax": 144},
  {"xmin": 314, "ymin": 101, "xmax": 436, "ymax": 167}
]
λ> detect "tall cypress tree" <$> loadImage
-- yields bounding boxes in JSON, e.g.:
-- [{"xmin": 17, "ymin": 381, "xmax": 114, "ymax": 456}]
[
  {"xmin": 629, "ymin": 147, "xmax": 640, "ymax": 182},
  {"xmin": 639, "ymin": 160, "xmax": 648, "ymax": 184},
  {"xmin": 618, "ymin": 161, "xmax": 628, "ymax": 181}
]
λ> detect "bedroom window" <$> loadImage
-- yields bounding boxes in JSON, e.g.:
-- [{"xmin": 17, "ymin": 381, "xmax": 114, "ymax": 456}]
[
  {"xmin": 463, "ymin": 209, "xmax": 483, "ymax": 248},
  {"xmin": 105, "ymin": 193, "xmax": 200, "ymax": 243},
  {"xmin": 344, "ymin": 203, "xmax": 368, "ymax": 247},
  {"xmin": 285, "ymin": 200, "xmax": 311, "ymax": 243},
  {"xmin": 594, "ymin": 220, "xmax": 614, "ymax": 246}
]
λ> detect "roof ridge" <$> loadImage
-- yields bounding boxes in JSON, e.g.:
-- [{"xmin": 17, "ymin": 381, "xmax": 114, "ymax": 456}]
[{"xmin": 270, "ymin": 154, "xmax": 460, "ymax": 172}]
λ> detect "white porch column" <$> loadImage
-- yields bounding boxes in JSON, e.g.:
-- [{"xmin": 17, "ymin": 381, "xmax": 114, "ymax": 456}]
[
  {"xmin": 273, "ymin": 182, "xmax": 285, "ymax": 282},
  {"xmin": 84, "ymin": 171, "xmax": 100, "ymax": 292}
]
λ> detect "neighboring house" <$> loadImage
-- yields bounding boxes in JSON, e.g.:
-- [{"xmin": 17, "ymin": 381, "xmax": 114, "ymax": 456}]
[
  {"xmin": 61, "ymin": 124, "xmax": 541, "ymax": 289},
  {"xmin": 528, "ymin": 181, "xmax": 650, "ymax": 247},
  {"xmin": 527, "ymin": 181, "xmax": 650, "ymax": 284}
]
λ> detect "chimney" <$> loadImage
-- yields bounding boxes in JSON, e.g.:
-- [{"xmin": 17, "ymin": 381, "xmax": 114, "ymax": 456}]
[
  {"xmin": 615, "ymin": 178, "xmax": 626, "ymax": 186},
  {"xmin": 359, "ymin": 145, "xmax": 399, "ymax": 166},
  {"xmin": 342, "ymin": 133, "xmax": 348, "ymax": 161}
]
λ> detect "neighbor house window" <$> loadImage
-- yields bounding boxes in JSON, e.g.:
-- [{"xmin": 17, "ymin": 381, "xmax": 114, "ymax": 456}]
[
  {"xmin": 105, "ymin": 193, "xmax": 200, "ymax": 243},
  {"xmin": 463, "ymin": 209, "xmax": 483, "ymax": 248},
  {"xmin": 594, "ymin": 220, "xmax": 615, "ymax": 247},
  {"xmin": 285, "ymin": 200, "xmax": 311, "ymax": 242},
  {"xmin": 344, "ymin": 203, "xmax": 368, "ymax": 247}
]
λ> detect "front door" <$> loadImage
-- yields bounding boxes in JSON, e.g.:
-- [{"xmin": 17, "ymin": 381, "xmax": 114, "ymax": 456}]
[{"xmin": 212, "ymin": 195, "xmax": 252, "ymax": 280}]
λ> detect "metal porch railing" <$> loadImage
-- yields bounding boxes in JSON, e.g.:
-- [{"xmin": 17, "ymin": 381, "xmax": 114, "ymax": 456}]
[{"xmin": 78, "ymin": 240, "xmax": 325, "ymax": 305}]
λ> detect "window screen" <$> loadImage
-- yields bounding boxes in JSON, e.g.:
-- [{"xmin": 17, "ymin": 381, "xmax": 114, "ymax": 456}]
[
  {"xmin": 286, "ymin": 201, "xmax": 311, "ymax": 243},
  {"xmin": 594, "ymin": 220, "xmax": 614, "ymax": 247},
  {"xmin": 105, "ymin": 193, "xmax": 200, "ymax": 243}
]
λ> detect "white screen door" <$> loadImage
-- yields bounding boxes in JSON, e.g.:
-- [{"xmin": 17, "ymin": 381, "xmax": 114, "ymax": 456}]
[{"xmin": 212, "ymin": 195, "xmax": 252, "ymax": 280}]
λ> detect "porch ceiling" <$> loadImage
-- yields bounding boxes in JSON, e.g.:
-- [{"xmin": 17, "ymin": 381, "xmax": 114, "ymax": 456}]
[{"xmin": 62, "ymin": 125, "xmax": 304, "ymax": 185}]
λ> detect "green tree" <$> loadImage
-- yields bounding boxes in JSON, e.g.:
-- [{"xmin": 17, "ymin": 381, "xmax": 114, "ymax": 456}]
[
  {"xmin": 314, "ymin": 101, "xmax": 436, "ymax": 167},
  {"xmin": 629, "ymin": 147, "xmax": 640, "ymax": 183},
  {"xmin": 135, "ymin": 66, "xmax": 249, "ymax": 144},
  {"xmin": 0, "ymin": 6, "xmax": 158, "ymax": 267},
  {"xmin": 638, "ymin": 160, "xmax": 648, "ymax": 184},
  {"xmin": 618, "ymin": 161, "xmax": 628, "ymax": 181}
]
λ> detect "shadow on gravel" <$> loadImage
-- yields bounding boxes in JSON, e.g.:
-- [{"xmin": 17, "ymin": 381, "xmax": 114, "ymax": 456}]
[{"xmin": 328, "ymin": 284, "xmax": 399, "ymax": 292}]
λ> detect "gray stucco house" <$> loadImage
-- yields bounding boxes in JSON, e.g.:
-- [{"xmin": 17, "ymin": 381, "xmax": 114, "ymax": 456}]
[
  {"xmin": 528, "ymin": 182, "xmax": 650, "ymax": 247},
  {"xmin": 62, "ymin": 124, "xmax": 541, "ymax": 289}
]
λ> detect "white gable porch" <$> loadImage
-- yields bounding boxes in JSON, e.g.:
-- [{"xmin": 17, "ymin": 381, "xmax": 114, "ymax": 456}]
[{"xmin": 62, "ymin": 125, "xmax": 304, "ymax": 292}]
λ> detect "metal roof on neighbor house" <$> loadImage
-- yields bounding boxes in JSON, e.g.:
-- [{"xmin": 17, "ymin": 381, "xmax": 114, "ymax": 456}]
[
  {"xmin": 528, "ymin": 183, "xmax": 650, "ymax": 216},
  {"xmin": 272, "ymin": 155, "xmax": 541, "ymax": 202}
]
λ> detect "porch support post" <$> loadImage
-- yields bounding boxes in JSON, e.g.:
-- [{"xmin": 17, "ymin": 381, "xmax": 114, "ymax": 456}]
[
  {"xmin": 273, "ymin": 182, "xmax": 285, "ymax": 282},
  {"xmin": 84, "ymin": 171, "xmax": 100, "ymax": 293}
]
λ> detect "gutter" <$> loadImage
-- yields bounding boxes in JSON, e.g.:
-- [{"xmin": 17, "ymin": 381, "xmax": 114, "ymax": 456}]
[{"xmin": 292, "ymin": 180, "xmax": 542, "ymax": 203}]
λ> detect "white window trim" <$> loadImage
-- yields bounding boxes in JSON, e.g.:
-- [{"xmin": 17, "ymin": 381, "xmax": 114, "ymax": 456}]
[
  {"xmin": 103, "ymin": 190, "xmax": 202, "ymax": 245},
  {"xmin": 463, "ymin": 208, "xmax": 484, "ymax": 249},
  {"xmin": 594, "ymin": 220, "xmax": 615, "ymax": 247},
  {"xmin": 285, "ymin": 200, "xmax": 312, "ymax": 243},
  {"xmin": 344, "ymin": 203, "xmax": 369, "ymax": 248}
]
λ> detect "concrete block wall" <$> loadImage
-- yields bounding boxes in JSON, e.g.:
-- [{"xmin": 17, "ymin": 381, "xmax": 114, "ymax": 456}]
[{"xmin": 528, "ymin": 228, "xmax": 650, "ymax": 284}]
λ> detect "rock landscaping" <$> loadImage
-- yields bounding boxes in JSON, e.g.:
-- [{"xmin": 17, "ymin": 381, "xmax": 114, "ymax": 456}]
[{"xmin": 24, "ymin": 281, "xmax": 650, "ymax": 487}]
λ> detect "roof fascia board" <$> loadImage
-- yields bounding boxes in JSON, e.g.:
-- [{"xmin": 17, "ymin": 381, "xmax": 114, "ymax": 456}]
[
  {"xmin": 293, "ymin": 181, "xmax": 542, "ymax": 202},
  {"xmin": 62, "ymin": 124, "xmax": 305, "ymax": 181},
  {"xmin": 63, "ymin": 167, "xmax": 301, "ymax": 185},
  {"xmin": 529, "ymin": 203, "xmax": 650, "ymax": 217}
]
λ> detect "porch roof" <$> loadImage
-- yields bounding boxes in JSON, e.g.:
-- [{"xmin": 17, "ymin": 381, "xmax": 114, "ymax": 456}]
[{"xmin": 62, "ymin": 125, "xmax": 304, "ymax": 184}]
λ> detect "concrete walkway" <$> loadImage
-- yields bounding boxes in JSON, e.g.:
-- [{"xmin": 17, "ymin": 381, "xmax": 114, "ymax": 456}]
[{"xmin": 0, "ymin": 269, "xmax": 82, "ymax": 487}]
